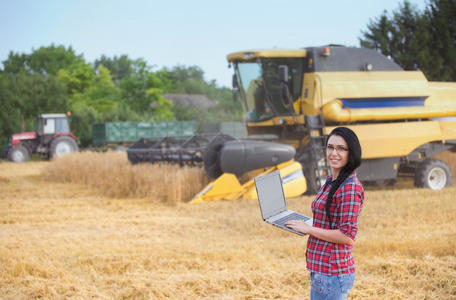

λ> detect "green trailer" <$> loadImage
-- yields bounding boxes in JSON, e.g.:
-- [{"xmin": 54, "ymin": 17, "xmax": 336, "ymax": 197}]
[
  {"xmin": 205, "ymin": 122, "xmax": 247, "ymax": 139},
  {"xmin": 92, "ymin": 121, "xmax": 198, "ymax": 147}
]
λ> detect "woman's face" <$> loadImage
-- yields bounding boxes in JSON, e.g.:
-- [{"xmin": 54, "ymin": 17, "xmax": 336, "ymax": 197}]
[{"xmin": 326, "ymin": 134, "xmax": 349, "ymax": 176}]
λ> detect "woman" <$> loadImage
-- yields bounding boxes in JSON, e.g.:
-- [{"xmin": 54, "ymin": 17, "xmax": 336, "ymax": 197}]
[{"xmin": 285, "ymin": 127, "xmax": 364, "ymax": 299}]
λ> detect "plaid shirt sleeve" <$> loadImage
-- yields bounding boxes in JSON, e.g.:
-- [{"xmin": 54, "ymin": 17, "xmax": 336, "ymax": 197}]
[
  {"xmin": 335, "ymin": 176, "xmax": 364, "ymax": 240},
  {"xmin": 306, "ymin": 172, "xmax": 364, "ymax": 275}
]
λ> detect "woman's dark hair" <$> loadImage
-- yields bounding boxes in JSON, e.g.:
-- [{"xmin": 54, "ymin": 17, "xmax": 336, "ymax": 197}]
[{"xmin": 324, "ymin": 127, "xmax": 362, "ymax": 228}]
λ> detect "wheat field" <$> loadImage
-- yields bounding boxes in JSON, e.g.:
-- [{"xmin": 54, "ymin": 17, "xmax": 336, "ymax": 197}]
[{"xmin": 0, "ymin": 151, "xmax": 456, "ymax": 299}]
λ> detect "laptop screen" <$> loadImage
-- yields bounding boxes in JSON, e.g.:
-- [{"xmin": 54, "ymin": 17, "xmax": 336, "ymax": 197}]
[{"xmin": 254, "ymin": 171, "xmax": 287, "ymax": 219}]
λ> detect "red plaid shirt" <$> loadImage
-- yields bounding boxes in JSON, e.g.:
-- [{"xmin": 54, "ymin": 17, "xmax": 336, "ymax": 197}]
[{"xmin": 306, "ymin": 172, "xmax": 364, "ymax": 275}]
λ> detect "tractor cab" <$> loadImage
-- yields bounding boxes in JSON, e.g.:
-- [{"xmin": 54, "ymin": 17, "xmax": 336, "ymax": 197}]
[{"xmin": 35, "ymin": 114, "xmax": 71, "ymax": 146}]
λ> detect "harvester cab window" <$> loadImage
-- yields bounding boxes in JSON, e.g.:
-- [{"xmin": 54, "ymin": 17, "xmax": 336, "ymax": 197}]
[
  {"xmin": 235, "ymin": 58, "xmax": 304, "ymax": 122},
  {"xmin": 236, "ymin": 62, "xmax": 265, "ymax": 121},
  {"xmin": 263, "ymin": 61, "xmax": 290, "ymax": 116}
]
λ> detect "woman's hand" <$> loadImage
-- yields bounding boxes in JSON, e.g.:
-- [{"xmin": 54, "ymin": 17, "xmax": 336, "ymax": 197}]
[
  {"xmin": 285, "ymin": 220, "xmax": 312, "ymax": 234},
  {"xmin": 285, "ymin": 220, "xmax": 355, "ymax": 245}
]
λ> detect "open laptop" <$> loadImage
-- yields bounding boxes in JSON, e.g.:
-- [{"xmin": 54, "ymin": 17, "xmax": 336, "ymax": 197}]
[{"xmin": 254, "ymin": 170, "xmax": 313, "ymax": 236}]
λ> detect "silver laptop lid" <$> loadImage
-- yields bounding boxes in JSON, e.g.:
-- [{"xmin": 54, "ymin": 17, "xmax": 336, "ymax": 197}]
[{"xmin": 254, "ymin": 171, "xmax": 287, "ymax": 220}]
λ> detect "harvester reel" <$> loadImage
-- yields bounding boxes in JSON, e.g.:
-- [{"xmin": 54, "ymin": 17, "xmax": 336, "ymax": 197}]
[
  {"xmin": 8, "ymin": 145, "xmax": 30, "ymax": 163},
  {"xmin": 127, "ymin": 134, "xmax": 238, "ymax": 175}
]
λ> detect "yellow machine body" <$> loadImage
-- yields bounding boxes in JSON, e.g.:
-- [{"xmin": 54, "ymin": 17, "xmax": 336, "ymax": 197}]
[
  {"xmin": 190, "ymin": 160, "xmax": 306, "ymax": 204},
  {"xmin": 228, "ymin": 47, "xmax": 456, "ymax": 153},
  {"xmin": 223, "ymin": 45, "xmax": 456, "ymax": 195}
]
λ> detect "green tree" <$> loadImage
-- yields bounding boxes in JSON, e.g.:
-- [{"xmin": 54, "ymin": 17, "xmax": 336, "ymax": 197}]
[
  {"xmin": 359, "ymin": 0, "xmax": 456, "ymax": 82},
  {"xmin": 425, "ymin": 0, "xmax": 456, "ymax": 81},
  {"xmin": 165, "ymin": 65, "xmax": 205, "ymax": 93},
  {"xmin": 69, "ymin": 102, "xmax": 99, "ymax": 146},
  {"xmin": 2, "ymin": 44, "xmax": 84, "ymax": 76},
  {"xmin": 165, "ymin": 65, "xmax": 242, "ymax": 127},
  {"xmin": 1, "ymin": 52, "xmax": 28, "ymax": 74},
  {"xmin": 118, "ymin": 58, "xmax": 174, "ymax": 117},
  {"xmin": 68, "ymin": 65, "xmax": 121, "ymax": 113},
  {"xmin": 0, "ymin": 72, "xmax": 68, "ymax": 146},
  {"xmin": 390, "ymin": 2, "xmax": 430, "ymax": 70},
  {"xmin": 94, "ymin": 54, "xmax": 133, "ymax": 83},
  {"xmin": 56, "ymin": 60, "xmax": 94, "ymax": 97},
  {"xmin": 89, "ymin": 65, "xmax": 121, "ymax": 112},
  {"xmin": 360, "ymin": 1, "xmax": 429, "ymax": 69}
]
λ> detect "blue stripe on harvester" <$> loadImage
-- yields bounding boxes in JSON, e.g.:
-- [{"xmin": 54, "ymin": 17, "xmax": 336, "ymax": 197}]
[
  {"xmin": 282, "ymin": 169, "xmax": 304, "ymax": 184},
  {"xmin": 341, "ymin": 96, "xmax": 428, "ymax": 109}
]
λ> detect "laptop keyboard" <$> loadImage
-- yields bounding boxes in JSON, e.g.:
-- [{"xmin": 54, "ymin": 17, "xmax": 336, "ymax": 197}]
[{"xmin": 274, "ymin": 212, "xmax": 311, "ymax": 227}]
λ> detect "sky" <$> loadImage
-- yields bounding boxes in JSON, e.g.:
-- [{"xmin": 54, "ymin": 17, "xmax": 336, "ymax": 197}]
[{"xmin": 1, "ymin": 0, "xmax": 428, "ymax": 88}]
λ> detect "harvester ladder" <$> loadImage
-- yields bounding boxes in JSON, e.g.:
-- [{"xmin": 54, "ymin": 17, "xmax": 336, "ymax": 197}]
[{"xmin": 305, "ymin": 114, "xmax": 331, "ymax": 189}]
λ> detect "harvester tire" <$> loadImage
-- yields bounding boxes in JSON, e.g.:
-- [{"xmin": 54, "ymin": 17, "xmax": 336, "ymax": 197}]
[
  {"xmin": 297, "ymin": 152, "xmax": 319, "ymax": 195},
  {"xmin": 1, "ymin": 146, "xmax": 10, "ymax": 159},
  {"xmin": 303, "ymin": 163, "xmax": 320, "ymax": 195},
  {"xmin": 7, "ymin": 145, "xmax": 30, "ymax": 163},
  {"xmin": 49, "ymin": 136, "xmax": 79, "ymax": 159},
  {"xmin": 414, "ymin": 159, "xmax": 452, "ymax": 190}
]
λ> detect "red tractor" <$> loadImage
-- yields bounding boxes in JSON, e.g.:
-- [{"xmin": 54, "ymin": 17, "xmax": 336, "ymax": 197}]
[{"xmin": 2, "ymin": 113, "xmax": 79, "ymax": 163}]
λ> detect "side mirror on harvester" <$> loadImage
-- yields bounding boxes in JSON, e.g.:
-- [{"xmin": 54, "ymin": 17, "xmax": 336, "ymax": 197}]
[
  {"xmin": 232, "ymin": 74, "xmax": 239, "ymax": 105},
  {"xmin": 232, "ymin": 74, "xmax": 239, "ymax": 89},
  {"xmin": 278, "ymin": 65, "xmax": 288, "ymax": 82}
]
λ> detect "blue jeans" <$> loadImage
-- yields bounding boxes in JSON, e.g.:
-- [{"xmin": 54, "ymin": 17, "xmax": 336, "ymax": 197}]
[{"xmin": 310, "ymin": 272, "xmax": 355, "ymax": 300}]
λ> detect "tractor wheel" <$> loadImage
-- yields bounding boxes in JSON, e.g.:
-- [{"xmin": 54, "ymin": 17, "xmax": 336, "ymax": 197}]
[
  {"xmin": 1, "ymin": 146, "xmax": 11, "ymax": 159},
  {"xmin": 49, "ymin": 136, "xmax": 79, "ymax": 159},
  {"xmin": 7, "ymin": 145, "xmax": 30, "ymax": 163},
  {"xmin": 414, "ymin": 159, "xmax": 452, "ymax": 190}
]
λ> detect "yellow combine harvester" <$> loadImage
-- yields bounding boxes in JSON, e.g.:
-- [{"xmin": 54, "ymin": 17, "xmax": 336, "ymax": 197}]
[{"xmin": 128, "ymin": 45, "xmax": 456, "ymax": 203}]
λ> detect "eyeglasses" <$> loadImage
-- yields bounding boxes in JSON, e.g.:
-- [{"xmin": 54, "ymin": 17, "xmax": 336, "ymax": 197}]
[{"xmin": 326, "ymin": 145, "xmax": 349, "ymax": 153}]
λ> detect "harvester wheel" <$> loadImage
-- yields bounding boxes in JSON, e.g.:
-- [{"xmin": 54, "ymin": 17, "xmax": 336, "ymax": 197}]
[
  {"xmin": 414, "ymin": 159, "xmax": 452, "ymax": 190},
  {"xmin": 1, "ymin": 146, "xmax": 11, "ymax": 159},
  {"xmin": 303, "ymin": 164, "xmax": 319, "ymax": 195},
  {"xmin": 7, "ymin": 145, "xmax": 30, "ymax": 163},
  {"xmin": 297, "ymin": 152, "xmax": 319, "ymax": 195},
  {"xmin": 49, "ymin": 136, "xmax": 79, "ymax": 159}
]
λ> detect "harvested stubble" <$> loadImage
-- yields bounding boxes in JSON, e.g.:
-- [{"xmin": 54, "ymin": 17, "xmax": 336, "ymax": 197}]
[{"xmin": 0, "ymin": 150, "xmax": 455, "ymax": 299}]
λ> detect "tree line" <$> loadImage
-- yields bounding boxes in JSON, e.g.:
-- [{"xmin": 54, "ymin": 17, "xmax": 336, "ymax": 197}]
[{"xmin": 0, "ymin": 46, "xmax": 241, "ymax": 147}]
